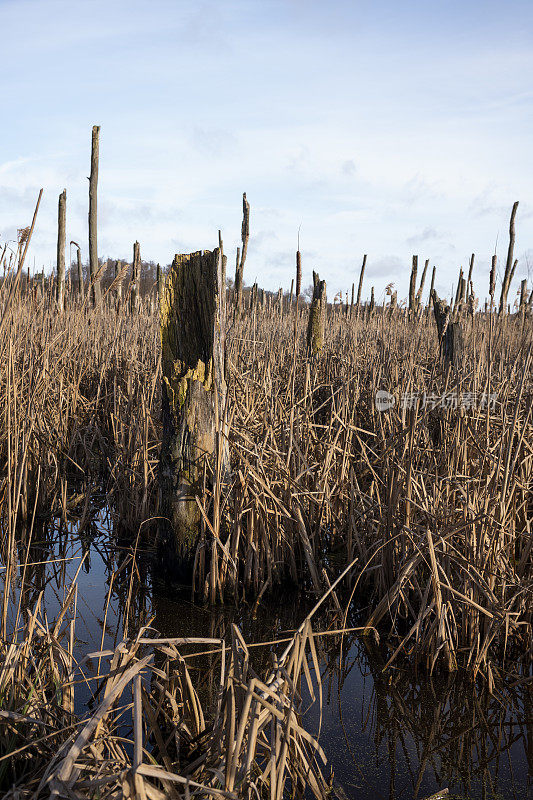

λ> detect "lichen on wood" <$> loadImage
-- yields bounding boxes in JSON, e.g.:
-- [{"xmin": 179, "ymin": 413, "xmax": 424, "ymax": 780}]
[
  {"xmin": 159, "ymin": 248, "xmax": 228, "ymax": 568},
  {"xmin": 306, "ymin": 271, "xmax": 326, "ymax": 356}
]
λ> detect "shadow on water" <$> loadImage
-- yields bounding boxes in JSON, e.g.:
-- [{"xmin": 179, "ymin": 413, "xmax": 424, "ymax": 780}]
[{"xmin": 2, "ymin": 495, "xmax": 532, "ymax": 800}]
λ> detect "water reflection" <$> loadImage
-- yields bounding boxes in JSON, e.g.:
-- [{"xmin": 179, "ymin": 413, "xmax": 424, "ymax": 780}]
[{"xmin": 1, "ymin": 501, "xmax": 532, "ymax": 800}]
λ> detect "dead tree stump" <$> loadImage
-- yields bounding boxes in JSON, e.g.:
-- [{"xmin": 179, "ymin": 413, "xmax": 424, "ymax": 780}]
[
  {"xmin": 432, "ymin": 290, "xmax": 463, "ymax": 369},
  {"xmin": 306, "ymin": 271, "xmax": 326, "ymax": 356},
  {"xmin": 159, "ymin": 247, "xmax": 228, "ymax": 571}
]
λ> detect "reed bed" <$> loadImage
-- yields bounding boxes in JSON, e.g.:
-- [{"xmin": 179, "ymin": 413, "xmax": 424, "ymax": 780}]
[
  {"xmin": 0, "ymin": 572, "xmax": 330, "ymax": 799},
  {"xmin": 1, "ymin": 275, "xmax": 532, "ymax": 683}
]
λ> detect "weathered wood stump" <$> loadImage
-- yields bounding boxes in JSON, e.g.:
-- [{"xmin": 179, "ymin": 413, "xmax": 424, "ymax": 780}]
[
  {"xmin": 306, "ymin": 271, "xmax": 326, "ymax": 355},
  {"xmin": 431, "ymin": 290, "xmax": 463, "ymax": 369},
  {"xmin": 159, "ymin": 247, "xmax": 228, "ymax": 572}
]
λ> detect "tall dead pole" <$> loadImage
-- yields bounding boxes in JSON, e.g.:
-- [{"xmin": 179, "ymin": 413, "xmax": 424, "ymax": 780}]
[
  {"xmin": 408, "ymin": 256, "xmax": 418, "ymax": 316},
  {"xmin": 89, "ymin": 125, "xmax": 102, "ymax": 306},
  {"xmin": 56, "ymin": 189, "xmax": 66, "ymax": 311},
  {"xmin": 70, "ymin": 241, "xmax": 84, "ymax": 299},
  {"xmin": 157, "ymin": 263, "xmax": 164, "ymax": 300},
  {"xmin": 159, "ymin": 247, "xmax": 228, "ymax": 568},
  {"xmin": 277, "ymin": 287, "xmax": 284, "ymax": 317},
  {"xmin": 234, "ymin": 247, "xmax": 242, "ymax": 310},
  {"xmin": 429, "ymin": 266, "xmax": 436, "ymax": 306},
  {"xmin": 489, "ymin": 255, "xmax": 496, "ymax": 310},
  {"xmin": 356, "ymin": 254, "xmax": 367, "ymax": 314},
  {"xmin": 499, "ymin": 202, "xmax": 519, "ymax": 315},
  {"xmin": 234, "ymin": 192, "xmax": 250, "ymax": 314},
  {"xmin": 453, "ymin": 268, "xmax": 466, "ymax": 316},
  {"xmin": 131, "ymin": 241, "xmax": 140, "ymax": 313},
  {"xmin": 518, "ymin": 279, "xmax": 528, "ymax": 319},
  {"xmin": 369, "ymin": 286, "xmax": 375, "ymax": 317},
  {"xmin": 466, "ymin": 253, "xmax": 475, "ymax": 296},
  {"xmin": 415, "ymin": 258, "xmax": 429, "ymax": 311}
]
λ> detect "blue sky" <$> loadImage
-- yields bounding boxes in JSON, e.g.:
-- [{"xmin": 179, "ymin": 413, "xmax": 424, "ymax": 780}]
[{"xmin": 1, "ymin": 0, "xmax": 532, "ymax": 303}]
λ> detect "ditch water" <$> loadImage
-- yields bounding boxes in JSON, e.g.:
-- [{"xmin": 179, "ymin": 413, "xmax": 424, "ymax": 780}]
[{"xmin": 3, "ymin": 499, "xmax": 533, "ymax": 800}]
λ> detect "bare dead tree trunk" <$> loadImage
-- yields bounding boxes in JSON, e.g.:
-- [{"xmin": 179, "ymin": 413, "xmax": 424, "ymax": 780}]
[
  {"xmin": 218, "ymin": 230, "xmax": 226, "ymax": 305},
  {"xmin": 306, "ymin": 271, "xmax": 326, "ymax": 355},
  {"xmin": 453, "ymin": 268, "xmax": 467, "ymax": 318},
  {"xmin": 56, "ymin": 190, "xmax": 66, "ymax": 311},
  {"xmin": 499, "ymin": 201, "xmax": 519, "ymax": 315},
  {"xmin": 157, "ymin": 263, "xmax": 164, "ymax": 302},
  {"xmin": 233, "ymin": 192, "xmax": 250, "ymax": 315},
  {"xmin": 429, "ymin": 265, "xmax": 436, "ymax": 301},
  {"xmin": 89, "ymin": 125, "xmax": 102, "ymax": 306},
  {"xmin": 131, "ymin": 241, "xmax": 140, "ymax": 314},
  {"xmin": 369, "ymin": 286, "xmax": 375, "ymax": 317},
  {"xmin": 466, "ymin": 253, "xmax": 475, "ymax": 294},
  {"xmin": 356, "ymin": 255, "xmax": 367, "ymax": 314},
  {"xmin": 408, "ymin": 256, "xmax": 418, "ymax": 316},
  {"xmin": 489, "ymin": 254, "xmax": 496, "ymax": 310},
  {"xmin": 432, "ymin": 290, "xmax": 463, "ymax": 369},
  {"xmin": 415, "ymin": 258, "xmax": 429, "ymax": 309},
  {"xmin": 234, "ymin": 247, "xmax": 243, "ymax": 313},
  {"xmin": 159, "ymin": 247, "xmax": 227, "ymax": 571},
  {"xmin": 115, "ymin": 259, "xmax": 123, "ymax": 304},
  {"xmin": 71, "ymin": 241, "xmax": 84, "ymax": 299},
  {"xmin": 518, "ymin": 278, "xmax": 528, "ymax": 319}
]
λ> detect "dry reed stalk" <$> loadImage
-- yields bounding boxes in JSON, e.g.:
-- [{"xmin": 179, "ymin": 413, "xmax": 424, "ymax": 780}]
[{"xmin": 0, "ymin": 271, "xmax": 532, "ymax": 685}]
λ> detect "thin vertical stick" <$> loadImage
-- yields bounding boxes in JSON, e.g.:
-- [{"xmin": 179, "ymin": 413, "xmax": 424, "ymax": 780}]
[
  {"xmin": 89, "ymin": 125, "xmax": 102, "ymax": 306},
  {"xmin": 356, "ymin": 254, "xmax": 366, "ymax": 313},
  {"xmin": 56, "ymin": 189, "xmax": 66, "ymax": 311},
  {"xmin": 499, "ymin": 201, "xmax": 519, "ymax": 314}
]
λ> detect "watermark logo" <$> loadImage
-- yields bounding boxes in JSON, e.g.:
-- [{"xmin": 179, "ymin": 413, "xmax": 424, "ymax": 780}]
[
  {"xmin": 375, "ymin": 390, "xmax": 497, "ymax": 412},
  {"xmin": 375, "ymin": 390, "xmax": 396, "ymax": 412}
]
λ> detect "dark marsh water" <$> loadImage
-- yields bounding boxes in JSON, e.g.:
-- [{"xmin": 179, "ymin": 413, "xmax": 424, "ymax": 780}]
[{"xmin": 3, "ymin": 499, "xmax": 532, "ymax": 800}]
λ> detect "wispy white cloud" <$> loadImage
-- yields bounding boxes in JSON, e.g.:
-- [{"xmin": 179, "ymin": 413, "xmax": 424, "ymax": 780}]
[{"xmin": 0, "ymin": 0, "xmax": 531, "ymax": 301}]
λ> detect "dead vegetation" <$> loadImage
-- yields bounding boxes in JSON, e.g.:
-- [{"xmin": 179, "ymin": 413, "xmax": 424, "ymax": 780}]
[
  {"xmin": 1, "ymin": 571, "xmax": 333, "ymax": 799},
  {"xmin": 1, "ymin": 226, "xmax": 533, "ymax": 797},
  {"xmin": 0, "ymin": 268, "xmax": 532, "ymax": 681}
]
